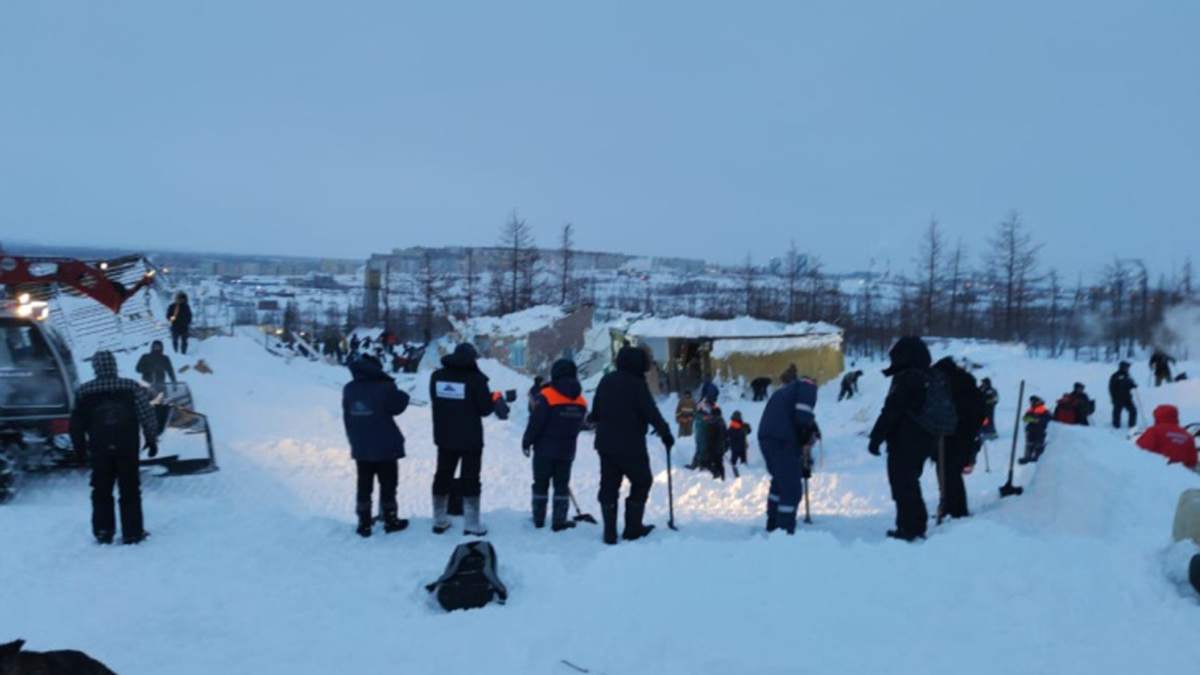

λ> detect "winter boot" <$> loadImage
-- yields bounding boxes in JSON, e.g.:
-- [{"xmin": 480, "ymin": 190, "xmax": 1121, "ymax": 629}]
[
  {"xmin": 765, "ymin": 495, "xmax": 780, "ymax": 533},
  {"xmin": 432, "ymin": 494, "xmax": 452, "ymax": 535},
  {"xmin": 356, "ymin": 510, "xmax": 374, "ymax": 538},
  {"xmin": 551, "ymin": 495, "xmax": 575, "ymax": 532},
  {"xmin": 532, "ymin": 492, "xmax": 549, "ymax": 529},
  {"xmin": 463, "ymin": 496, "xmax": 488, "ymax": 536},
  {"xmin": 122, "ymin": 531, "xmax": 150, "ymax": 545},
  {"xmin": 622, "ymin": 498, "xmax": 655, "ymax": 541},
  {"xmin": 382, "ymin": 509, "xmax": 409, "ymax": 533},
  {"xmin": 601, "ymin": 502, "xmax": 619, "ymax": 545},
  {"xmin": 94, "ymin": 530, "xmax": 114, "ymax": 545}
]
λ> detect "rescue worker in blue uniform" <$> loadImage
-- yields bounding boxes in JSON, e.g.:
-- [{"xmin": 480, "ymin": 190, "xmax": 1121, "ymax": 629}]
[
  {"xmin": 757, "ymin": 369, "xmax": 821, "ymax": 534},
  {"xmin": 522, "ymin": 359, "xmax": 588, "ymax": 531}
]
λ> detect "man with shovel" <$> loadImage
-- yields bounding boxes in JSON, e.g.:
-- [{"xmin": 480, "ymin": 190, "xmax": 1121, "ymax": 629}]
[{"xmin": 522, "ymin": 359, "xmax": 589, "ymax": 531}]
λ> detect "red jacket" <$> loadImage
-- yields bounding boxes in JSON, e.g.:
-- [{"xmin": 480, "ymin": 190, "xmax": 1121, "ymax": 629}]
[{"xmin": 1136, "ymin": 405, "xmax": 1197, "ymax": 469}]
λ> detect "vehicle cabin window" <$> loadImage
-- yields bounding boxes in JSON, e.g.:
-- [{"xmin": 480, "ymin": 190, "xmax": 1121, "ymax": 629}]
[{"xmin": 0, "ymin": 323, "xmax": 54, "ymax": 369}]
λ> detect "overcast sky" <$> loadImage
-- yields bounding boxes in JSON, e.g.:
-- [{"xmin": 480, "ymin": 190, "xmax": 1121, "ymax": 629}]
[{"xmin": 2, "ymin": 1, "xmax": 1198, "ymax": 279}]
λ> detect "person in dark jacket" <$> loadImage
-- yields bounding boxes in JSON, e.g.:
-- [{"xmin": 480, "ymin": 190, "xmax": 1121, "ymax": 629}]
[
  {"xmin": 343, "ymin": 355, "xmax": 411, "ymax": 537},
  {"xmin": 1109, "ymin": 361, "xmax": 1138, "ymax": 429},
  {"xmin": 701, "ymin": 403, "xmax": 728, "ymax": 480},
  {"xmin": 429, "ymin": 343, "xmax": 508, "ymax": 536},
  {"xmin": 979, "ymin": 378, "xmax": 999, "ymax": 440},
  {"xmin": 1150, "ymin": 350, "xmax": 1176, "ymax": 387},
  {"xmin": 838, "ymin": 370, "xmax": 864, "ymax": 401},
  {"xmin": 931, "ymin": 357, "xmax": 986, "ymax": 519},
  {"xmin": 727, "ymin": 410, "xmax": 751, "ymax": 466},
  {"xmin": 757, "ymin": 370, "xmax": 820, "ymax": 534},
  {"xmin": 522, "ymin": 359, "xmax": 587, "ymax": 531},
  {"xmin": 750, "ymin": 376, "xmax": 771, "ymax": 402},
  {"xmin": 868, "ymin": 336, "xmax": 936, "ymax": 542},
  {"xmin": 166, "ymin": 292, "xmax": 193, "ymax": 355},
  {"xmin": 1020, "ymin": 396, "xmax": 1053, "ymax": 464},
  {"xmin": 70, "ymin": 351, "xmax": 159, "ymax": 545},
  {"xmin": 135, "ymin": 340, "xmax": 176, "ymax": 393},
  {"xmin": 590, "ymin": 346, "xmax": 674, "ymax": 544}
]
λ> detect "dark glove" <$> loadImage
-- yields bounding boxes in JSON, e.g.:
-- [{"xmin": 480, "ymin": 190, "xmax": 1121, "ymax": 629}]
[
  {"xmin": 868, "ymin": 440, "xmax": 881, "ymax": 456},
  {"xmin": 663, "ymin": 433, "xmax": 675, "ymax": 451},
  {"xmin": 146, "ymin": 442, "xmax": 159, "ymax": 458},
  {"xmin": 494, "ymin": 398, "xmax": 510, "ymax": 421},
  {"xmin": 522, "ymin": 445, "xmax": 532, "ymax": 458}
]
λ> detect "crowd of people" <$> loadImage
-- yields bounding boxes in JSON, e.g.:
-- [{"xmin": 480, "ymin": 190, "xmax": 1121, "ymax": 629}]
[{"xmin": 68, "ymin": 331, "xmax": 1197, "ymax": 548}]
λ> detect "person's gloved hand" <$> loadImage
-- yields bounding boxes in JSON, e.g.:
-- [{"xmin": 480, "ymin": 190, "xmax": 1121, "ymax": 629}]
[
  {"xmin": 868, "ymin": 440, "xmax": 882, "ymax": 457},
  {"xmin": 145, "ymin": 441, "xmax": 159, "ymax": 458},
  {"xmin": 522, "ymin": 445, "xmax": 532, "ymax": 458},
  {"xmin": 663, "ymin": 433, "xmax": 675, "ymax": 451}
]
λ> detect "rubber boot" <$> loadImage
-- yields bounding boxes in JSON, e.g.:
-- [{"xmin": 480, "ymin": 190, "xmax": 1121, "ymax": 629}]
[
  {"xmin": 463, "ymin": 496, "xmax": 488, "ymax": 536},
  {"xmin": 622, "ymin": 498, "xmax": 655, "ymax": 541},
  {"xmin": 532, "ymin": 492, "xmax": 548, "ymax": 529},
  {"xmin": 551, "ymin": 495, "xmax": 575, "ymax": 532},
  {"xmin": 766, "ymin": 495, "xmax": 779, "ymax": 533},
  {"xmin": 356, "ymin": 510, "xmax": 373, "ymax": 538},
  {"xmin": 432, "ymin": 494, "xmax": 452, "ymax": 534},
  {"xmin": 382, "ymin": 509, "xmax": 409, "ymax": 533},
  {"xmin": 601, "ymin": 503, "xmax": 619, "ymax": 545}
]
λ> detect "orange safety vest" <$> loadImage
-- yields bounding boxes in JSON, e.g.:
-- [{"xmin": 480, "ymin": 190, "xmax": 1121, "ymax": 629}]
[
  {"xmin": 541, "ymin": 388, "xmax": 587, "ymax": 408},
  {"xmin": 729, "ymin": 420, "xmax": 744, "ymax": 431}
]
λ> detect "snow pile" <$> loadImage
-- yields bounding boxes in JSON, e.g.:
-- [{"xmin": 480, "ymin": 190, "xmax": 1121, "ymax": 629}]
[
  {"xmin": 454, "ymin": 305, "xmax": 567, "ymax": 338},
  {"xmin": 4, "ymin": 335, "xmax": 1200, "ymax": 674},
  {"xmin": 624, "ymin": 315, "xmax": 841, "ymax": 339}
]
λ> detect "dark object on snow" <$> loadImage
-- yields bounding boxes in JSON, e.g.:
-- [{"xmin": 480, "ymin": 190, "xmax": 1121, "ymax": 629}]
[
  {"xmin": 0, "ymin": 639, "xmax": 118, "ymax": 674},
  {"xmin": 568, "ymin": 488, "xmax": 598, "ymax": 525},
  {"xmin": 1190, "ymin": 554, "xmax": 1200, "ymax": 596},
  {"xmin": 426, "ymin": 541, "xmax": 508, "ymax": 612},
  {"xmin": 999, "ymin": 380, "xmax": 1027, "ymax": 498}
]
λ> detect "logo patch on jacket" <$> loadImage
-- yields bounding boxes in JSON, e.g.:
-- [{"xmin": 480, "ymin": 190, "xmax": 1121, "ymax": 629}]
[
  {"xmin": 349, "ymin": 401, "xmax": 373, "ymax": 417},
  {"xmin": 436, "ymin": 382, "xmax": 467, "ymax": 400}
]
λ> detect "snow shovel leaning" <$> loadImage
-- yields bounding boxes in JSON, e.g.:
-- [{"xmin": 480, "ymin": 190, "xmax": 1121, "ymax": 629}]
[
  {"xmin": 999, "ymin": 380, "xmax": 1026, "ymax": 498},
  {"xmin": 665, "ymin": 441, "xmax": 679, "ymax": 531},
  {"xmin": 567, "ymin": 489, "xmax": 597, "ymax": 525}
]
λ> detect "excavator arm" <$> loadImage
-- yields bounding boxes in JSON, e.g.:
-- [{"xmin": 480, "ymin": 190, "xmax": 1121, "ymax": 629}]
[{"xmin": 0, "ymin": 255, "xmax": 155, "ymax": 313}]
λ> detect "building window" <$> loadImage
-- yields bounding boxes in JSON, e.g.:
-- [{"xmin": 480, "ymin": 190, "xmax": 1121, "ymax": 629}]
[{"xmin": 510, "ymin": 342, "xmax": 526, "ymax": 369}]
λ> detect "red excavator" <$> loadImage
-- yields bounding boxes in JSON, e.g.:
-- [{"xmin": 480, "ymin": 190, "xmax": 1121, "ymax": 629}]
[{"xmin": 0, "ymin": 254, "xmax": 217, "ymax": 502}]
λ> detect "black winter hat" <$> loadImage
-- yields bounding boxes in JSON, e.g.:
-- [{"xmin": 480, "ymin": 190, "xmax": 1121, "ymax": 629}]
[
  {"xmin": 550, "ymin": 358, "xmax": 577, "ymax": 380},
  {"xmin": 616, "ymin": 346, "xmax": 648, "ymax": 375},
  {"xmin": 882, "ymin": 336, "xmax": 932, "ymax": 377}
]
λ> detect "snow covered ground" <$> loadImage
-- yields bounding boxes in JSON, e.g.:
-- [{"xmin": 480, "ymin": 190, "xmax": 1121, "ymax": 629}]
[{"xmin": 3, "ymin": 337, "xmax": 1199, "ymax": 674}]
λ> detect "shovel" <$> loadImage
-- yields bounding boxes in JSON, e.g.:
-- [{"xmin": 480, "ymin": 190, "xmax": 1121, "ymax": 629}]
[{"xmin": 567, "ymin": 489, "xmax": 597, "ymax": 525}]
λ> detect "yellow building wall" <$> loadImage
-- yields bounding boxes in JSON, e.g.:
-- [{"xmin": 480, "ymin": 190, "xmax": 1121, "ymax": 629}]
[{"xmin": 711, "ymin": 342, "xmax": 844, "ymax": 386}]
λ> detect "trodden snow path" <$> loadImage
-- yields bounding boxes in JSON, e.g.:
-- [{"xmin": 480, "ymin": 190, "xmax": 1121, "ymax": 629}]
[{"xmin": 3, "ymin": 336, "xmax": 1199, "ymax": 674}]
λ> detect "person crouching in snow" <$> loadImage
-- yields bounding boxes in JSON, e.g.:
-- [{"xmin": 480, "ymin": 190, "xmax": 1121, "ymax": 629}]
[
  {"xmin": 1136, "ymin": 405, "xmax": 1198, "ymax": 470},
  {"xmin": 728, "ymin": 410, "xmax": 751, "ymax": 467},
  {"xmin": 1019, "ymin": 396, "xmax": 1052, "ymax": 465},
  {"xmin": 522, "ymin": 359, "xmax": 588, "ymax": 531},
  {"xmin": 342, "ymin": 354, "xmax": 411, "ymax": 537},
  {"xmin": 758, "ymin": 369, "xmax": 820, "ymax": 534}
]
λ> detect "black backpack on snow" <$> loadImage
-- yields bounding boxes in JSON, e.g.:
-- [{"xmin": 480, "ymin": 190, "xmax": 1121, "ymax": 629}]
[
  {"xmin": 913, "ymin": 370, "xmax": 958, "ymax": 438},
  {"xmin": 426, "ymin": 541, "xmax": 508, "ymax": 612}
]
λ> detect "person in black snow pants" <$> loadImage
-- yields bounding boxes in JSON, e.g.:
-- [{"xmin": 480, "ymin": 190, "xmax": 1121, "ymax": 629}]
[
  {"xmin": 750, "ymin": 377, "xmax": 772, "ymax": 402},
  {"xmin": 522, "ymin": 359, "xmax": 587, "ymax": 531},
  {"xmin": 135, "ymin": 340, "xmax": 176, "ymax": 395},
  {"xmin": 1109, "ymin": 361, "xmax": 1138, "ymax": 429},
  {"xmin": 1020, "ymin": 396, "xmax": 1053, "ymax": 464},
  {"xmin": 343, "ymin": 354, "xmax": 411, "ymax": 537},
  {"xmin": 757, "ymin": 369, "xmax": 820, "ymax": 534},
  {"xmin": 1149, "ymin": 350, "xmax": 1175, "ymax": 387},
  {"xmin": 70, "ymin": 351, "xmax": 159, "ymax": 545},
  {"xmin": 166, "ymin": 292, "xmax": 193, "ymax": 355},
  {"xmin": 868, "ymin": 336, "xmax": 936, "ymax": 542},
  {"xmin": 838, "ymin": 370, "xmax": 863, "ymax": 401},
  {"xmin": 429, "ymin": 343, "xmax": 509, "ymax": 536},
  {"xmin": 727, "ymin": 410, "xmax": 751, "ymax": 467},
  {"xmin": 590, "ymin": 346, "xmax": 674, "ymax": 545},
  {"xmin": 932, "ymin": 357, "xmax": 986, "ymax": 519}
]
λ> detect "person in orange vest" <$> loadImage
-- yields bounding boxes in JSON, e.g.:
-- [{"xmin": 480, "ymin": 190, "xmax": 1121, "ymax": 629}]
[
  {"xmin": 1019, "ymin": 396, "xmax": 1053, "ymax": 465},
  {"xmin": 727, "ymin": 410, "xmax": 752, "ymax": 467},
  {"xmin": 521, "ymin": 359, "xmax": 588, "ymax": 531},
  {"xmin": 1136, "ymin": 405, "xmax": 1198, "ymax": 469}
]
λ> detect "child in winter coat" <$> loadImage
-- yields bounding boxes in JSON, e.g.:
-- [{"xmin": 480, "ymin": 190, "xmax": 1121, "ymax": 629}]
[
  {"xmin": 1136, "ymin": 405, "xmax": 1198, "ymax": 469},
  {"xmin": 727, "ymin": 410, "xmax": 751, "ymax": 466},
  {"xmin": 1020, "ymin": 396, "xmax": 1052, "ymax": 464}
]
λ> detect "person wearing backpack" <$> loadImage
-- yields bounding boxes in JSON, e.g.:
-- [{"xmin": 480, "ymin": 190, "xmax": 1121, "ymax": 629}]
[
  {"xmin": 343, "ymin": 354, "xmax": 411, "ymax": 537},
  {"xmin": 932, "ymin": 357, "xmax": 986, "ymax": 519},
  {"xmin": 757, "ymin": 369, "xmax": 820, "ymax": 534},
  {"xmin": 979, "ymin": 378, "xmax": 999, "ymax": 440},
  {"xmin": 590, "ymin": 346, "xmax": 675, "ymax": 545},
  {"xmin": 69, "ymin": 351, "xmax": 159, "ymax": 545},
  {"xmin": 1019, "ymin": 396, "xmax": 1053, "ymax": 464},
  {"xmin": 521, "ymin": 359, "xmax": 587, "ymax": 531},
  {"xmin": 430, "ymin": 343, "xmax": 510, "ymax": 536},
  {"xmin": 868, "ymin": 336, "xmax": 937, "ymax": 542}
]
